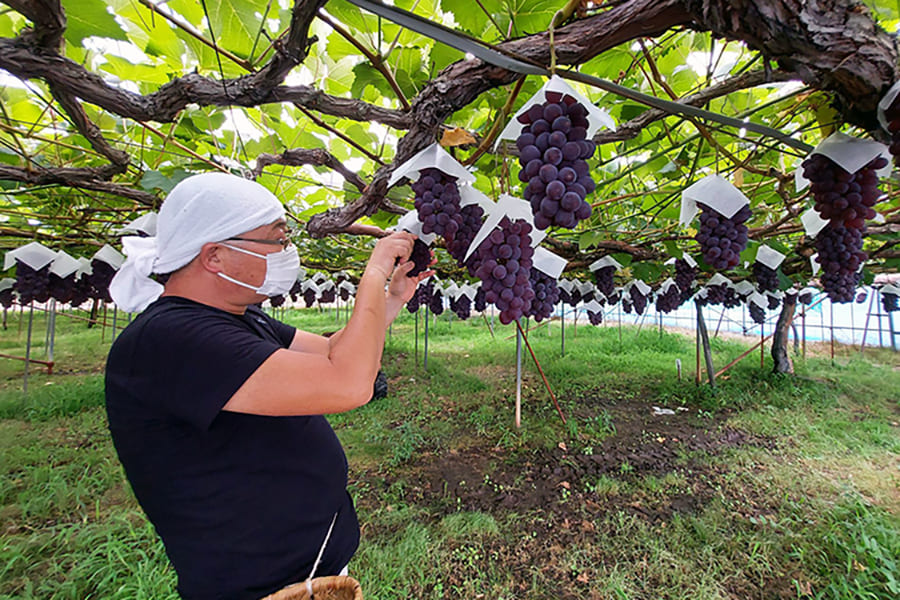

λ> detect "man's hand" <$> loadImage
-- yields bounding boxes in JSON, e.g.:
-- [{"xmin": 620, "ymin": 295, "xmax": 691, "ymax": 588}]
[
  {"xmin": 388, "ymin": 248, "xmax": 434, "ymax": 304},
  {"xmin": 366, "ymin": 231, "xmax": 417, "ymax": 280}
]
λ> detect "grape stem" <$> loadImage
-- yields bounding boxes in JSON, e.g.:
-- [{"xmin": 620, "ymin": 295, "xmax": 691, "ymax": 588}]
[{"xmin": 515, "ymin": 319, "xmax": 567, "ymax": 426}]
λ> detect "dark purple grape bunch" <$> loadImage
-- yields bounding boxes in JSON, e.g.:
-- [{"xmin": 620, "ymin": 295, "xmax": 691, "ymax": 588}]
[
  {"xmin": 766, "ymin": 293, "xmax": 781, "ymax": 310},
  {"xmin": 525, "ymin": 269, "xmax": 560, "ymax": 322},
  {"xmin": 69, "ymin": 275, "xmax": 93, "ymax": 308},
  {"xmin": 447, "ymin": 204, "xmax": 485, "ymax": 270},
  {"xmin": 269, "ymin": 294, "xmax": 286, "ymax": 308},
  {"xmin": 881, "ymin": 289, "xmax": 898, "ymax": 313},
  {"xmin": 802, "ymin": 153, "xmax": 885, "ymax": 230},
  {"xmin": 319, "ymin": 286, "xmax": 336, "ymax": 304},
  {"xmin": 748, "ymin": 301, "xmax": 766, "ymax": 325},
  {"xmin": 606, "ymin": 288, "xmax": 621, "ymax": 305},
  {"xmin": 814, "ymin": 225, "xmax": 865, "ymax": 303},
  {"xmin": 412, "ymin": 168, "xmax": 462, "ymax": 238},
  {"xmin": 450, "ymin": 294, "xmax": 472, "ymax": 320},
  {"xmin": 516, "ymin": 91, "xmax": 595, "ymax": 230},
  {"xmin": 473, "ymin": 285, "xmax": 487, "ymax": 312},
  {"xmin": 303, "ymin": 287, "xmax": 317, "ymax": 308},
  {"xmin": 48, "ymin": 273, "xmax": 76, "ymax": 304},
  {"xmin": 0, "ymin": 285, "xmax": 14, "ymax": 308},
  {"xmin": 628, "ymin": 284, "xmax": 648, "ymax": 316},
  {"xmin": 289, "ymin": 280, "xmax": 303, "ymax": 303},
  {"xmin": 592, "ymin": 266, "xmax": 616, "ymax": 298},
  {"xmin": 798, "ymin": 290, "xmax": 814, "ymax": 305},
  {"xmin": 587, "ymin": 309, "xmax": 603, "ymax": 326},
  {"xmin": 13, "ymin": 260, "xmax": 51, "ymax": 305},
  {"xmin": 428, "ymin": 285, "xmax": 445, "ymax": 315},
  {"xmin": 87, "ymin": 259, "xmax": 117, "ymax": 302},
  {"xmin": 674, "ymin": 258, "xmax": 698, "ymax": 302},
  {"xmin": 339, "ymin": 286, "xmax": 351, "ymax": 302},
  {"xmin": 655, "ymin": 283, "xmax": 681, "ymax": 314},
  {"xmin": 695, "ymin": 203, "xmax": 751, "ymax": 271},
  {"xmin": 407, "ymin": 278, "xmax": 433, "ymax": 313},
  {"xmin": 753, "ymin": 262, "xmax": 779, "ymax": 293},
  {"xmin": 700, "ymin": 283, "xmax": 741, "ymax": 308},
  {"xmin": 471, "ymin": 217, "xmax": 535, "ymax": 325},
  {"xmin": 406, "ymin": 238, "xmax": 432, "ymax": 278},
  {"xmin": 557, "ymin": 282, "xmax": 571, "ymax": 306}
]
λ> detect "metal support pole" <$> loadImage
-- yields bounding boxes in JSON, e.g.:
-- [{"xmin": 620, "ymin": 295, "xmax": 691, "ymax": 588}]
[
  {"xmin": 515, "ymin": 322, "xmax": 522, "ymax": 429},
  {"xmin": 48, "ymin": 300, "xmax": 56, "ymax": 362},
  {"xmin": 830, "ymin": 303, "xmax": 835, "ymax": 366},
  {"xmin": 560, "ymin": 304, "xmax": 565, "ymax": 357},
  {"xmin": 424, "ymin": 306, "xmax": 430, "ymax": 371},
  {"xmin": 860, "ymin": 290, "xmax": 876, "ymax": 355},
  {"xmin": 414, "ymin": 308, "xmax": 419, "ymax": 367},
  {"xmin": 24, "ymin": 303, "xmax": 34, "ymax": 394}
]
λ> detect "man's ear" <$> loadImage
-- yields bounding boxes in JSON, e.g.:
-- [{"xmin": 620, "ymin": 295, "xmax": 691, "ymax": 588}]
[{"xmin": 196, "ymin": 242, "xmax": 223, "ymax": 273}]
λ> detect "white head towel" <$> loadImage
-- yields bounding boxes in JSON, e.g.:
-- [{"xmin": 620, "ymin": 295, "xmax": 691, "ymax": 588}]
[{"xmin": 109, "ymin": 172, "xmax": 285, "ymax": 312}]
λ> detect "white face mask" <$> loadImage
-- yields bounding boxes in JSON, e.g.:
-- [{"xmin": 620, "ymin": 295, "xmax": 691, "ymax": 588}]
[{"xmin": 218, "ymin": 243, "xmax": 301, "ymax": 297}]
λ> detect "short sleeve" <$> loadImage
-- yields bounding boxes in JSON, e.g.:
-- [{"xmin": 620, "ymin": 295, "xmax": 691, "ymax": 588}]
[{"xmin": 140, "ymin": 308, "xmax": 283, "ymax": 430}]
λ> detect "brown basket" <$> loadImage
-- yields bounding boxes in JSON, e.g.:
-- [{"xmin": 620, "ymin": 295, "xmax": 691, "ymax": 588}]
[{"xmin": 260, "ymin": 575, "xmax": 363, "ymax": 600}]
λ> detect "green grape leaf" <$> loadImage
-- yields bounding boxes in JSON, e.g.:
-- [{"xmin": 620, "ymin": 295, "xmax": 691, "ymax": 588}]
[{"xmin": 62, "ymin": 0, "xmax": 128, "ymax": 45}]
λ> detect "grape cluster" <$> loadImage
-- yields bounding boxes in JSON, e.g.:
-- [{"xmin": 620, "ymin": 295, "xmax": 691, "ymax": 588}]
[
  {"xmin": 48, "ymin": 273, "xmax": 76, "ymax": 304},
  {"xmin": 471, "ymin": 217, "xmax": 535, "ymax": 324},
  {"xmin": 516, "ymin": 91, "xmax": 595, "ymax": 230},
  {"xmin": 622, "ymin": 297, "xmax": 633, "ymax": 314},
  {"xmin": 428, "ymin": 286, "xmax": 444, "ymax": 315},
  {"xmin": 474, "ymin": 286, "xmax": 487, "ymax": 312},
  {"xmin": 593, "ymin": 266, "xmax": 616, "ymax": 298},
  {"xmin": 798, "ymin": 291, "xmax": 814, "ymax": 305},
  {"xmin": 767, "ymin": 294, "xmax": 781, "ymax": 310},
  {"xmin": 406, "ymin": 238, "xmax": 432, "ymax": 278},
  {"xmin": 803, "ymin": 154, "xmax": 886, "ymax": 228},
  {"xmin": 319, "ymin": 286, "xmax": 336, "ymax": 304},
  {"xmin": 413, "ymin": 168, "xmax": 462, "ymax": 238},
  {"xmin": 882, "ymin": 290, "xmax": 898, "ymax": 313},
  {"xmin": 655, "ymin": 285, "xmax": 682, "ymax": 314},
  {"xmin": 629, "ymin": 285, "xmax": 648, "ymax": 316},
  {"xmin": 288, "ymin": 280, "xmax": 302, "ymax": 303},
  {"xmin": 814, "ymin": 225, "xmax": 865, "ymax": 303},
  {"xmin": 13, "ymin": 261, "xmax": 51, "ymax": 305},
  {"xmin": 587, "ymin": 309, "xmax": 603, "ymax": 326},
  {"xmin": 0, "ymin": 287, "xmax": 14, "ymax": 308},
  {"xmin": 269, "ymin": 294, "xmax": 286, "ymax": 308},
  {"xmin": 87, "ymin": 259, "xmax": 117, "ymax": 302},
  {"xmin": 70, "ymin": 276, "xmax": 93, "ymax": 308},
  {"xmin": 339, "ymin": 287, "xmax": 351, "ymax": 302},
  {"xmin": 855, "ymin": 291, "xmax": 868, "ymax": 304},
  {"xmin": 695, "ymin": 203, "xmax": 751, "ymax": 270},
  {"xmin": 446, "ymin": 204, "xmax": 485, "ymax": 270},
  {"xmin": 749, "ymin": 302, "xmax": 766, "ymax": 325},
  {"xmin": 606, "ymin": 289, "xmax": 621, "ymax": 305},
  {"xmin": 525, "ymin": 269, "xmax": 560, "ymax": 322},
  {"xmin": 450, "ymin": 294, "xmax": 472, "ymax": 320},
  {"xmin": 557, "ymin": 284, "xmax": 571, "ymax": 306},
  {"xmin": 674, "ymin": 259, "xmax": 697, "ymax": 298},
  {"xmin": 753, "ymin": 262, "xmax": 779, "ymax": 293},
  {"xmin": 700, "ymin": 284, "xmax": 741, "ymax": 308},
  {"xmin": 303, "ymin": 287, "xmax": 317, "ymax": 308}
]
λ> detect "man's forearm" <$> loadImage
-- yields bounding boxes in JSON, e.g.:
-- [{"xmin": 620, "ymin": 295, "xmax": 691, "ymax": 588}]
[{"xmin": 385, "ymin": 292, "xmax": 405, "ymax": 329}]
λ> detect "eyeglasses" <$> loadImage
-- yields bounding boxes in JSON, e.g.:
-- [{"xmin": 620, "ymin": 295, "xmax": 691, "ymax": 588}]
[{"xmin": 226, "ymin": 232, "xmax": 293, "ymax": 249}]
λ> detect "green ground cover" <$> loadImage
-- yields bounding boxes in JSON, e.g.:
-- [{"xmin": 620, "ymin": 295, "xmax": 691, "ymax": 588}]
[{"xmin": 0, "ymin": 306, "xmax": 897, "ymax": 599}]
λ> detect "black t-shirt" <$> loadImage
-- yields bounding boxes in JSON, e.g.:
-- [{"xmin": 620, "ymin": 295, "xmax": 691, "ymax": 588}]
[{"xmin": 105, "ymin": 296, "xmax": 359, "ymax": 600}]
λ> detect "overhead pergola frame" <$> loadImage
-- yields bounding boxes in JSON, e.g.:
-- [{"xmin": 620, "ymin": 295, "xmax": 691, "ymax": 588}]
[{"xmin": 0, "ymin": 0, "xmax": 898, "ymax": 276}]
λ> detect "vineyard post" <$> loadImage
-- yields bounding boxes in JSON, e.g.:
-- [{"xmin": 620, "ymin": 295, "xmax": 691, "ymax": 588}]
[
  {"xmin": 889, "ymin": 305, "xmax": 897, "ymax": 352},
  {"xmin": 23, "ymin": 303, "xmax": 33, "ymax": 394},
  {"xmin": 617, "ymin": 302, "xmax": 622, "ymax": 350},
  {"xmin": 801, "ymin": 303, "xmax": 806, "ymax": 359},
  {"xmin": 48, "ymin": 300, "xmax": 56, "ymax": 363},
  {"xmin": 876, "ymin": 288, "xmax": 884, "ymax": 348},
  {"xmin": 515, "ymin": 322, "xmax": 522, "ymax": 429},
  {"xmin": 695, "ymin": 301, "xmax": 715, "ymax": 387},
  {"xmin": 414, "ymin": 308, "xmax": 419, "ymax": 367},
  {"xmin": 2, "ymin": 306, "xmax": 6, "ymax": 330},
  {"xmin": 423, "ymin": 306, "xmax": 429, "ymax": 371},
  {"xmin": 560, "ymin": 304, "xmax": 565, "ymax": 357},
  {"xmin": 43, "ymin": 299, "xmax": 52, "ymax": 355},
  {"xmin": 18, "ymin": 302, "xmax": 23, "ymax": 338},
  {"xmin": 658, "ymin": 311, "xmax": 663, "ymax": 338},
  {"xmin": 830, "ymin": 303, "xmax": 835, "ymax": 366},
  {"xmin": 760, "ymin": 321, "xmax": 764, "ymax": 369},
  {"xmin": 860, "ymin": 290, "xmax": 876, "ymax": 354},
  {"xmin": 695, "ymin": 307, "xmax": 701, "ymax": 385}
]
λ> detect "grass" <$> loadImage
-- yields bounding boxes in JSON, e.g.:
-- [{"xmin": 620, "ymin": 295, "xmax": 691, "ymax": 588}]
[{"xmin": 0, "ymin": 305, "xmax": 898, "ymax": 599}]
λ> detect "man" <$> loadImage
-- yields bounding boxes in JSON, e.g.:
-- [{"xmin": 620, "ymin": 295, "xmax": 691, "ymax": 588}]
[{"xmin": 105, "ymin": 172, "xmax": 430, "ymax": 599}]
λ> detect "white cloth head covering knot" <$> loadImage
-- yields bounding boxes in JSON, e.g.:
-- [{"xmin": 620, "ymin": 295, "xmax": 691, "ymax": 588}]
[{"xmin": 109, "ymin": 172, "xmax": 286, "ymax": 312}]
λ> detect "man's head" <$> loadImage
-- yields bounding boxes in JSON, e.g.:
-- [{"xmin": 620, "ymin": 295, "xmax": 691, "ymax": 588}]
[
  {"xmin": 110, "ymin": 172, "xmax": 287, "ymax": 312},
  {"xmin": 154, "ymin": 172, "xmax": 286, "ymax": 275}
]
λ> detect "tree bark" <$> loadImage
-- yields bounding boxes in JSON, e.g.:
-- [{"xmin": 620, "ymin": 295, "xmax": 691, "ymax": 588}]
[{"xmin": 771, "ymin": 292, "xmax": 797, "ymax": 373}]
